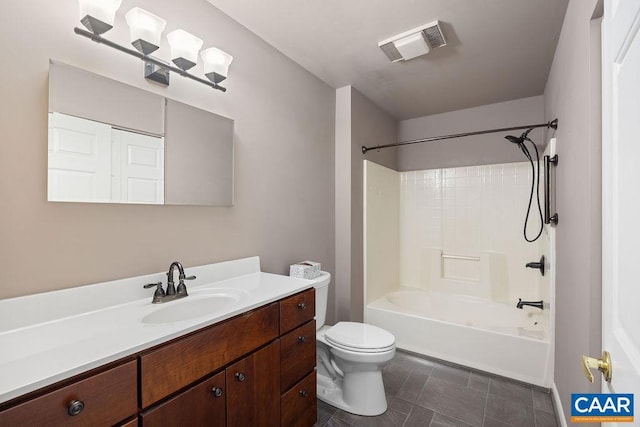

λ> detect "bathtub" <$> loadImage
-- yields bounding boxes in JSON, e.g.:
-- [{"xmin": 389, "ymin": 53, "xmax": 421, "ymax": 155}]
[{"xmin": 364, "ymin": 288, "xmax": 552, "ymax": 387}]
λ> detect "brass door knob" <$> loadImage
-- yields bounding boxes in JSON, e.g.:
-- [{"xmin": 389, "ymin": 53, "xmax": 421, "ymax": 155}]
[{"xmin": 581, "ymin": 351, "xmax": 612, "ymax": 383}]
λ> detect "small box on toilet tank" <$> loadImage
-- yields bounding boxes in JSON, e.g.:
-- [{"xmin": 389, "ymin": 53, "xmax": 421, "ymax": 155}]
[{"xmin": 289, "ymin": 261, "xmax": 321, "ymax": 279}]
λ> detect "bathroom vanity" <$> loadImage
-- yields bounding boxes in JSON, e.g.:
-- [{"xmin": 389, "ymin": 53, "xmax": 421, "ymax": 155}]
[{"xmin": 0, "ymin": 257, "xmax": 317, "ymax": 426}]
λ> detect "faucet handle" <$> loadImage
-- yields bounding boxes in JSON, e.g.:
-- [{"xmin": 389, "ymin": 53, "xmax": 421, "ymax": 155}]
[
  {"xmin": 144, "ymin": 281, "xmax": 163, "ymax": 289},
  {"xmin": 144, "ymin": 282, "xmax": 166, "ymax": 303},
  {"xmin": 176, "ymin": 276, "xmax": 194, "ymax": 296}
]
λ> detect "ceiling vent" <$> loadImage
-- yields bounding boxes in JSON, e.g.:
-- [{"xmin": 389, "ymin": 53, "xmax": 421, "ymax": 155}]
[{"xmin": 378, "ymin": 21, "xmax": 446, "ymax": 62}]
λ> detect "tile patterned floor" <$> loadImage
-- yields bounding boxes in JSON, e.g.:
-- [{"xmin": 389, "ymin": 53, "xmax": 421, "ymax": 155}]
[{"xmin": 314, "ymin": 351, "xmax": 558, "ymax": 427}]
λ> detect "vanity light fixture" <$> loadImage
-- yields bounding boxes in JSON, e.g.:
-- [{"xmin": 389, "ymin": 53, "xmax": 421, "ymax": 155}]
[{"xmin": 74, "ymin": 2, "xmax": 230, "ymax": 92}]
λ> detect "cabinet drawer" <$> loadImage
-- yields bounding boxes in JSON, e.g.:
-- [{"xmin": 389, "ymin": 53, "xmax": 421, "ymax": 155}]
[
  {"xmin": 140, "ymin": 303, "xmax": 279, "ymax": 408},
  {"xmin": 280, "ymin": 320, "xmax": 316, "ymax": 393},
  {"xmin": 281, "ymin": 371, "xmax": 317, "ymax": 427},
  {"xmin": 141, "ymin": 371, "xmax": 226, "ymax": 427},
  {"xmin": 0, "ymin": 360, "xmax": 137, "ymax": 427},
  {"xmin": 280, "ymin": 288, "xmax": 315, "ymax": 334}
]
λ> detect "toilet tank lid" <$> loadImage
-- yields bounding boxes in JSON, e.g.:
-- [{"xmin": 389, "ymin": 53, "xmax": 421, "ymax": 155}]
[
  {"xmin": 325, "ymin": 322, "xmax": 395, "ymax": 350},
  {"xmin": 308, "ymin": 271, "xmax": 331, "ymax": 289}
]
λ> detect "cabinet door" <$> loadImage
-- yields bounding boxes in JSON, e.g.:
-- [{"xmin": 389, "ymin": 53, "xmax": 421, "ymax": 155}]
[
  {"xmin": 141, "ymin": 371, "xmax": 226, "ymax": 427},
  {"xmin": 226, "ymin": 341, "xmax": 280, "ymax": 427}
]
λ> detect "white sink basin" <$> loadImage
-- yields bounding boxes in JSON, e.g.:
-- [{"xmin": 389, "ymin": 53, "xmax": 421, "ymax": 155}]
[{"xmin": 141, "ymin": 289, "xmax": 247, "ymax": 324}]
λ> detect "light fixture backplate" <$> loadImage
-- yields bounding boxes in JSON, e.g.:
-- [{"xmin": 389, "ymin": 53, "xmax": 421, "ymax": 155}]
[{"xmin": 145, "ymin": 62, "xmax": 170, "ymax": 86}]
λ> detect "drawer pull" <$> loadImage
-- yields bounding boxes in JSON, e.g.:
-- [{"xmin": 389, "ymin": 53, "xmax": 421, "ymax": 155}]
[
  {"xmin": 297, "ymin": 302, "xmax": 307, "ymax": 310},
  {"xmin": 211, "ymin": 387, "xmax": 223, "ymax": 397},
  {"xmin": 235, "ymin": 372, "xmax": 246, "ymax": 382},
  {"xmin": 299, "ymin": 390, "xmax": 308, "ymax": 397},
  {"xmin": 67, "ymin": 399, "xmax": 85, "ymax": 416},
  {"xmin": 297, "ymin": 335, "xmax": 306, "ymax": 343}
]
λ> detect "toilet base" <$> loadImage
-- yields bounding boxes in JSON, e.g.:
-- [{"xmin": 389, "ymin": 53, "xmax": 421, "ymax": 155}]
[{"xmin": 316, "ymin": 370, "xmax": 388, "ymax": 416}]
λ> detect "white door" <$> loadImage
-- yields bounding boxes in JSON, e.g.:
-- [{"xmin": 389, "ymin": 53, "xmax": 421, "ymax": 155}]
[
  {"xmin": 111, "ymin": 129, "xmax": 164, "ymax": 204},
  {"xmin": 48, "ymin": 113, "xmax": 112, "ymax": 202},
  {"xmin": 601, "ymin": 0, "xmax": 640, "ymax": 419}
]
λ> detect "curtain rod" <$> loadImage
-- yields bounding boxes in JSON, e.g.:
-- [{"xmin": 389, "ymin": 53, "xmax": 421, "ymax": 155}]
[{"xmin": 361, "ymin": 119, "xmax": 558, "ymax": 154}]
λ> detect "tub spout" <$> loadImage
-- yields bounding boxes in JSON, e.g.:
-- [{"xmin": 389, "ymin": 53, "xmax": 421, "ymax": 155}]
[{"xmin": 516, "ymin": 298, "xmax": 544, "ymax": 310}]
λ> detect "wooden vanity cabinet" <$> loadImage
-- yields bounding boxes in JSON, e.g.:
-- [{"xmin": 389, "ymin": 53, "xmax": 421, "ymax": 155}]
[
  {"xmin": 0, "ymin": 288, "xmax": 317, "ymax": 427},
  {"xmin": 139, "ymin": 303, "xmax": 279, "ymax": 408}
]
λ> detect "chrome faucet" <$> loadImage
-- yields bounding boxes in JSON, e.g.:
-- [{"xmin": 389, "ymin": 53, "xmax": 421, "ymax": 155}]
[
  {"xmin": 516, "ymin": 298, "xmax": 544, "ymax": 310},
  {"xmin": 143, "ymin": 261, "xmax": 196, "ymax": 304}
]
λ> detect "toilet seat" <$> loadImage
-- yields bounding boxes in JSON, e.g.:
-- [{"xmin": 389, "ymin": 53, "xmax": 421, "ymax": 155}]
[{"xmin": 324, "ymin": 322, "xmax": 395, "ymax": 353}]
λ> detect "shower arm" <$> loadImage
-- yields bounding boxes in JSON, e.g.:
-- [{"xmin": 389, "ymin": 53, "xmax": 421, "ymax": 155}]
[{"xmin": 361, "ymin": 119, "xmax": 558, "ymax": 154}]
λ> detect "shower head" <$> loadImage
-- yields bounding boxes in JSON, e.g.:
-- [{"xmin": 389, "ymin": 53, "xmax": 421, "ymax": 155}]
[
  {"xmin": 504, "ymin": 128, "xmax": 534, "ymax": 145},
  {"xmin": 505, "ymin": 135, "xmax": 523, "ymax": 144}
]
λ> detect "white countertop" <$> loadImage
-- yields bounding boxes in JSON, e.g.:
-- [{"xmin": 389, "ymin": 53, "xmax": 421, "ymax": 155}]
[{"xmin": 0, "ymin": 257, "xmax": 313, "ymax": 405}]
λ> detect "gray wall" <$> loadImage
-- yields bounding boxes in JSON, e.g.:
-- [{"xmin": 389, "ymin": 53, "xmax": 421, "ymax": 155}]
[
  {"xmin": 0, "ymin": 0, "xmax": 335, "ymax": 299},
  {"xmin": 397, "ymin": 96, "xmax": 545, "ymax": 171},
  {"xmin": 544, "ymin": 0, "xmax": 602, "ymax": 424},
  {"xmin": 335, "ymin": 86, "xmax": 397, "ymax": 323}
]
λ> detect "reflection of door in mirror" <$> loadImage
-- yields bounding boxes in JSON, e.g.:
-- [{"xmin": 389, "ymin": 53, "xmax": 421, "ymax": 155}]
[{"xmin": 48, "ymin": 112, "xmax": 164, "ymax": 204}]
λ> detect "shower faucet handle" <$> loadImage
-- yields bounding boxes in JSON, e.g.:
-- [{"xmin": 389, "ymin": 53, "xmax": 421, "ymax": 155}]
[{"xmin": 525, "ymin": 255, "xmax": 545, "ymax": 276}]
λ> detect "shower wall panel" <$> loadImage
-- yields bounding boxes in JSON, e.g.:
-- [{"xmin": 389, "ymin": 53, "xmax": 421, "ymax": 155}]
[
  {"xmin": 364, "ymin": 161, "xmax": 400, "ymax": 304},
  {"xmin": 400, "ymin": 162, "xmax": 542, "ymax": 301}
]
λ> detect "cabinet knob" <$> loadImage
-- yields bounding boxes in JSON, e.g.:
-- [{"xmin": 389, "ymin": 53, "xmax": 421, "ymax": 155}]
[
  {"xmin": 297, "ymin": 302, "xmax": 307, "ymax": 310},
  {"xmin": 235, "ymin": 372, "xmax": 246, "ymax": 382},
  {"xmin": 67, "ymin": 399, "xmax": 85, "ymax": 416},
  {"xmin": 211, "ymin": 387, "xmax": 223, "ymax": 397},
  {"xmin": 297, "ymin": 336, "xmax": 306, "ymax": 343},
  {"xmin": 299, "ymin": 390, "xmax": 308, "ymax": 397}
]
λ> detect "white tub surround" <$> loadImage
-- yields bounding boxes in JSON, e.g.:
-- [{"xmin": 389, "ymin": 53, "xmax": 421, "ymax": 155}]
[
  {"xmin": 363, "ymin": 160, "xmax": 554, "ymax": 387},
  {"xmin": 0, "ymin": 257, "xmax": 312, "ymax": 404}
]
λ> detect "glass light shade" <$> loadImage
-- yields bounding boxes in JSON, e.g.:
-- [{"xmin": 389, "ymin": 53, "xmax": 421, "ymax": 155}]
[
  {"xmin": 201, "ymin": 47, "xmax": 233, "ymax": 83},
  {"xmin": 78, "ymin": 0, "xmax": 123, "ymax": 34},
  {"xmin": 166, "ymin": 29, "xmax": 203, "ymax": 70},
  {"xmin": 125, "ymin": 7, "xmax": 166, "ymax": 55}
]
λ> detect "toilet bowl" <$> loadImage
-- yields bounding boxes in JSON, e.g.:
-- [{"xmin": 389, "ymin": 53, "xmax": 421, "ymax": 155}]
[{"xmin": 308, "ymin": 272, "xmax": 396, "ymax": 416}]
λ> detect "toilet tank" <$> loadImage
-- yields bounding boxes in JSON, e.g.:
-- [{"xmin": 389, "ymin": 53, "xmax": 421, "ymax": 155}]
[{"xmin": 308, "ymin": 271, "xmax": 330, "ymax": 330}]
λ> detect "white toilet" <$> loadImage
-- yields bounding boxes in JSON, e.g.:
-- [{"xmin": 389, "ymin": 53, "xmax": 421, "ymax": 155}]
[{"xmin": 310, "ymin": 272, "xmax": 396, "ymax": 416}]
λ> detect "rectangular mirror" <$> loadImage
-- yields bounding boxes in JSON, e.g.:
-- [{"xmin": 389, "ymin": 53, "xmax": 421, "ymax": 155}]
[{"xmin": 48, "ymin": 60, "xmax": 234, "ymax": 206}]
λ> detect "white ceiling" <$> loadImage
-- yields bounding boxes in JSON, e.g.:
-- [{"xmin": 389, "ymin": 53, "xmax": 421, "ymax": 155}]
[{"xmin": 207, "ymin": 0, "xmax": 569, "ymax": 120}]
